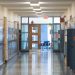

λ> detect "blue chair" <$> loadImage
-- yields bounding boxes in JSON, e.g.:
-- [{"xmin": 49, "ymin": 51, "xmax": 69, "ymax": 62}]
[
  {"xmin": 43, "ymin": 41, "xmax": 50, "ymax": 49},
  {"xmin": 40, "ymin": 41, "xmax": 50, "ymax": 49}
]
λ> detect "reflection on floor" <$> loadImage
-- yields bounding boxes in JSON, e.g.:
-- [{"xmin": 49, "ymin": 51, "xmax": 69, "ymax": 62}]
[
  {"xmin": 0, "ymin": 49, "xmax": 74, "ymax": 75},
  {"xmin": 53, "ymin": 53, "xmax": 64, "ymax": 75}
]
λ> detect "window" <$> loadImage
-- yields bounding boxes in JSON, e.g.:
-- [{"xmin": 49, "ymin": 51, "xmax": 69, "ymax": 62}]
[
  {"xmin": 21, "ymin": 42, "xmax": 28, "ymax": 49},
  {"xmin": 22, "ymin": 17, "xmax": 28, "ymax": 23},
  {"xmin": 54, "ymin": 25, "xmax": 60, "ymax": 32},
  {"xmin": 21, "ymin": 17, "xmax": 29, "ymax": 50},
  {"xmin": 22, "ymin": 25, "xmax": 28, "ymax": 32},
  {"xmin": 21, "ymin": 33, "xmax": 28, "ymax": 41},
  {"xmin": 29, "ymin": 17, "xmax": 53, "ymax": 24},
  {"xmin": 32, "ymin": 27, "xmax": 38, "ymax": 33},
  {"xmin": 32, "ymin": 35, "xmax": 38, "ymax": 41},
  {"xmin": 32, "ymin": 43, "xmax": 38, "ymax": 49},
  {"xmin": 54, "ymin": 17, "xmax": 60, "ymax": 23}
]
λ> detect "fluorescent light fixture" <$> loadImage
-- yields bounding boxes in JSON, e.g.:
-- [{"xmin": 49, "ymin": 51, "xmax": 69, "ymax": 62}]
[
  {"xmin": 39, "ymin": 2, "xmax": 48, "ymax": 4},
  {"xmin": 30, "ymin": 3, "xmax": 40, "ymax": 6},
  {"xmin": 25, "ymin": 2, "xmax": 30, "ymax": 4},
  {"xmin": 33, "ymin": 8, "xmax": 41, "ymax": 11}
]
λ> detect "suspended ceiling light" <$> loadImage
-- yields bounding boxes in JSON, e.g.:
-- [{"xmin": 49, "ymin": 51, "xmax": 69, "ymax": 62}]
[
  {"xmin": 25, "ymin": 2, "xmax": 30, "ymax": 4},
  {"xmin": 22, "ymin": 2, "xmax": 44, "ymax": 5},
  {"xmin": 30, "ymin": 3, "xmax": 40, "ymax": 6},
  {"xmin": 33, "ymin": 8, "xmax": 41, "ymax": 11}
]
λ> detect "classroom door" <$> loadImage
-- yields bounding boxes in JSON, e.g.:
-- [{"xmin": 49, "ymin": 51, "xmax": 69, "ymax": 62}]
[{"xmin": 29, "ymin": 24, "xmax": 41, "ymax": 49}]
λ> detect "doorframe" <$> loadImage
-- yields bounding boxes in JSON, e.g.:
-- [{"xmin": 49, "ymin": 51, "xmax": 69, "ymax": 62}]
[{"xmin": 28, "ymin": 24, "xmax": 41, "ymax": 49}]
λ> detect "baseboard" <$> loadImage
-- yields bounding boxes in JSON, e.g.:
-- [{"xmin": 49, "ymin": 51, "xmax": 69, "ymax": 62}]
[
  {"xmin": 53, "ymin": 50, "xmax": 63, "ymax": 53},
  {"xmin": 20, "ymin": 49, "xmax": 29, "ymax": 52}
]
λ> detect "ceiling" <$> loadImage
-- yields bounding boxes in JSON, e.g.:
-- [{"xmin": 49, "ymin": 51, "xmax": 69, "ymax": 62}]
[{"xmin": 0, "ymin": 0, "xmax": 73, "ymax": 16}]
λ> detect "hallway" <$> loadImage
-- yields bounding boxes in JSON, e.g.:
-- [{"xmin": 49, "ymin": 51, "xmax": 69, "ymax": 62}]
[{"xmin": 0, "ymin": 49, "xmax": 65, "ymax": 75}]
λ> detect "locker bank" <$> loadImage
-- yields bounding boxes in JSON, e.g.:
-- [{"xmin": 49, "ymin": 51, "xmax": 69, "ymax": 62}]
[{"xmin": 0, "ymin": 0, "xmax": 75, "ymax": 75}]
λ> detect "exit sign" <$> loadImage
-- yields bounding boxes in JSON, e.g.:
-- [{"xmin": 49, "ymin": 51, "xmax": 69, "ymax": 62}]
[{"xmin": 44, "ymin": 16, "xmax": 48, "ymax": 19}]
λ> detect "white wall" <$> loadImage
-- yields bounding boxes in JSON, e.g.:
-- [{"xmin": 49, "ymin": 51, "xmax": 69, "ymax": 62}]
[
  {"xmin": 0, "ymin": 5, "xmax": 21, "ymax": 61},
  {"xmin": 0, "ymin": 5, "xmax": 21, "ymax": 29},
  {"xmin": 62, "ymin": 1, "xmax": 75, "ymax": 21}
]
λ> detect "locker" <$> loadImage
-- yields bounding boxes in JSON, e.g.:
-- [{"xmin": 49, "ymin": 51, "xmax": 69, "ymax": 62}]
[
  {"xmin": 67, "ymin": 29, "xmax": 75, "ymax": 70},
  {"xmin": 8, "ymin": 22, "xmax": 18, "ymax": 59},
  {"xmin": 0, "ymin": 45, "xmax": 3, "ymax": 65}
]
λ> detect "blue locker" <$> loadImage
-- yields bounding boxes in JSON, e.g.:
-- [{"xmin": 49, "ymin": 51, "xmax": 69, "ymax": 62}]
[{"xmin": 67, "ymin": 29, "xmax": 75, "ymax": 70}]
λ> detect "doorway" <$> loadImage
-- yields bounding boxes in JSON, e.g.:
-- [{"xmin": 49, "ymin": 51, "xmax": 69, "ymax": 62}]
[
  {"xmin": 21, "ymin": 17, "xmax": 61, "ymax": 51},
  {"xmin": 29, "ymin": 24, "xmax": 41, "ymax": 49}
]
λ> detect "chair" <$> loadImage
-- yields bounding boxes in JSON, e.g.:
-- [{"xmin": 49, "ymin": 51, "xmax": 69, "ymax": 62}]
[{"xmin": 40, "ymin": 41, "xmax": 50, "ymax": 49}]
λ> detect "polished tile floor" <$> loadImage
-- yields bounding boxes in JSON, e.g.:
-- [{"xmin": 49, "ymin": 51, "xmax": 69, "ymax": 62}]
[{"xmin": 0, "ymin": 49, "xmax": 74, "ymax": 75}]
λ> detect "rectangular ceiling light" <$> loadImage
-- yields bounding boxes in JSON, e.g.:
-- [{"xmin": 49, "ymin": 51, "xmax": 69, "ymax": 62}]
[
  {"xmin": 30, "ymin": 3, "xmax": 40, "ymax": 6},
  {"xmin": 33, "ymin": 8, "xmax": 41, "ymax": 11}
]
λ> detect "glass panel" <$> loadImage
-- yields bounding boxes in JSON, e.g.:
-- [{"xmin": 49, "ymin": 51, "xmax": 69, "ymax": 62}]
[
  {"xmin": 32, "ymin": 35, "xmax": 38, "ymax": 41},
  {"xmin": 32, "ymin": 27, "xmax": 38, "ymax": 33},
  {"xmin": 22, "ymin": 33, "xmax": 28, "ymax": 41},
  {"xmin": 54, "ymin": 42, "xmax": 58, "ymax": 50},
  {"xmin": 29, "ymin": 17, "xmax": 38, "ymax": 24},
  {"xmin": 54, "ymin": 25, "xmax": 60, "ymax": 32},
  {"xmin": 54, "ymin": 32, "xmax": 59, "ymax": 41},
  {"xmin": 53, "ymin": 25, "xmax": 60, "ymax": 50},
  {"xmin": 32, "ymin": 43, "xmax": 38, "ymax": 49},
  {"xmin": 29, "ymin": 17, "xmax": 53, "ymax": 24},
  {"xmin": 54, "ymin": 17, "xmax": 60, "ymax": 23},
  {"xmin": 21, "ymin": 42, "xmax": 28, "ymax": 49},
  {"xmin": 22, "ymin": 25, "xmax": 28, "ymax": 32},
  {"xmin": 22, "ymin": 17, "xmax": 28, "ymax": 23},
  {"xmin": 40, "ymin": 17, "xmax": 53, "ymax": 24}
]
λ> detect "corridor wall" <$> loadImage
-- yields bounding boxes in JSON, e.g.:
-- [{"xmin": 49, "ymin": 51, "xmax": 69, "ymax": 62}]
[
  {"xmin": 62, "ymin": 2, "xmax": 75, "ymax": 21},
  {"xmin": 0, "ymin": 5, "xmax": 20, "ymax": 64}
]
